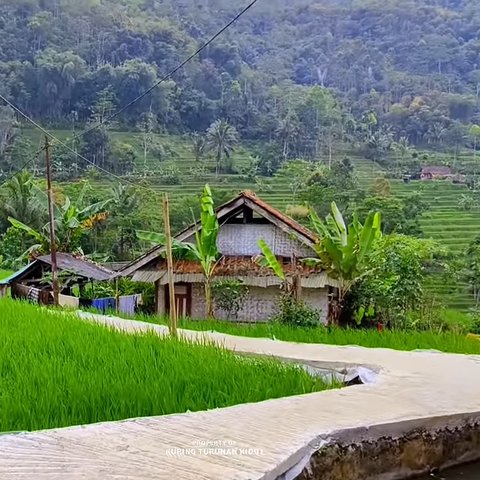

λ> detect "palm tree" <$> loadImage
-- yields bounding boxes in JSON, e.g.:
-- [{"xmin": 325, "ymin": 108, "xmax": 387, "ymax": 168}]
[
  {"xmin": 1, "ymin": 172, "xmax": 45, "ymax": 229},
  {"xmin": 191, "ymin": 132, "xmax": 205, "ymax": 163},
  {"xmin": 275, "ymin": 116, "xmax": 298, "ymax": 161},
  {"xmin": 205, "ymin": 120, "xmax": 239, "ymax": 175}
]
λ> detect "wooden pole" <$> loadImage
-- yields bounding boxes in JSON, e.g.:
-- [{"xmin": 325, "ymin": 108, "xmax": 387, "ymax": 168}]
[
  {"xmin": 163, "ymin": 192, "xmax": 177, "ymax": 337},
  {"xmin": 45, "ymin": 136, "xmax": 59, "ymax": 306},
  {"xmin": 115, "ymin": 276, "xmax": 119, "ymax": 314}
]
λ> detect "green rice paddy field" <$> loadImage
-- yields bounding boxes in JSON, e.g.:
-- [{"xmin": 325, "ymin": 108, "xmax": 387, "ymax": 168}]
[{"xmin": 0, "ymin": 299, "xmax": 334, "ymax": 433}]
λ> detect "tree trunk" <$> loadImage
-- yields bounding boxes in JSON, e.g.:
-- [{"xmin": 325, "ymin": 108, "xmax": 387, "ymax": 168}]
[
  {"xmin": 328, "ymin": 287, "xmax": 344, "ymax": 326},
  {"xmin": 205, "ymin": 279, "xmax": 214, "ymax": 319},
  {"xmin": 143, "ymin": 140, "xmax": 148, "ymax": 176}
]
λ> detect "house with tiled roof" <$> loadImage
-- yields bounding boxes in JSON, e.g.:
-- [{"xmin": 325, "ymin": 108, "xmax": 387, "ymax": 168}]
[
  {"xmin": 121, "ymin": 191, "xmax": 338, "ymax": 323},
  {"xmin": 420, "ymin": 166, "xmax": 452, "ymax": 180}
]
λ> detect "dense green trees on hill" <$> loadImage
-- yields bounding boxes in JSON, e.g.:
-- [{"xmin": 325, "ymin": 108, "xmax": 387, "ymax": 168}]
[{"xmin": 1, "ymin": 0, "xmax": 480, "ymax": 174}]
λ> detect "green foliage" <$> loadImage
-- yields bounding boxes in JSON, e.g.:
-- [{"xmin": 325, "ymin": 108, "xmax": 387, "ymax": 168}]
[
  {"xmin": 273, "ymin": 295, "xmax": 321, "ymax": 328},
  {"xmin": 466, "ymin": 235, "xmax": 480, "ymax": 307},
  {"xmin": 301, "ymin": 159, "xmax": 359, "ymax": 217},
  {"xmin": 309, "ymin": 203, "xmax": 381, "ymax": 290},
  {"xmin": 157, "ymin": 166, "xmax": 182, "ymax": 185},
  {"xmin": 7, "ymin": 182, "xmax": 112, "ymax": 257},
  {"xmin": 308, "ymin": 202, "xmax": 381, "ymax": 324},
  {"xmin": 356, "ymin": 191, "xmax": 428, "ymax": 235},
  {"xmin": 1, "ymin": 0, "xmax": 480, "ymax": 160},
  {"xmin": 256, "ymin": 239, "xmax": 285, "ymax": 281},
  {"xmin": 212, "ymin": 280, "xmax": 249, "ymax": 320},
  {"xmin": 0, "ymin": 227, "xmax": 28, "ymax": 269},
  {"xmin": 205, "ymin": 120, "xmax": 239, "ymax": 174},
  {"xmin": 276, "ymin": 159, "xmax": 314, "ymax": 203},
  {"xmin": 0, "ymin": 299, "xmax": 332, "ymax": 433},
  {"xmin": 353, "ymin": 235, "xmax": 448, "ymax": 327}
]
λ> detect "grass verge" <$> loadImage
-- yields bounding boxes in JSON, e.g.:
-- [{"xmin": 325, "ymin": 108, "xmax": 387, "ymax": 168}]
[
  {"xmin": 121, "ymin": 312, "xmax": 480, "ymax": 355},
  {"xmin": 0, "ymin": 299, "xmax": 335, "ymax": 433}
]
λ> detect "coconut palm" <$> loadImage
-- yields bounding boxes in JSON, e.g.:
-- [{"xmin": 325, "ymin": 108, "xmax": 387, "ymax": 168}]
[
  {"xmin": 205, "ymin": 120, "xmax": 238, "ymax": 175},
  {"xmin": 1, "ymin": 172, "xmax": 45, "ymax": 230},
  {"xmin": 191, "ymin": 132, "xmax": 205, "ymax": 163}
]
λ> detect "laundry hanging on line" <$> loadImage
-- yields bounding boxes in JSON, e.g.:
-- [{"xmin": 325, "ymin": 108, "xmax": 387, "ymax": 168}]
[
  {"xmin": 118, "ymin": 294, "xmax": 143, "ymax": 315},
  {"xmin": 92, "ymin": 297, "xmax": 116, "ymax": 313}
]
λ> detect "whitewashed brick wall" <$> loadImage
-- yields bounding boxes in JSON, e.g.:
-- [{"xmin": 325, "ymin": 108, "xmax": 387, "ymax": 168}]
[
  {"xmin": 156, "ymin": 278, "xmax": 329, "ymax": 324},
  {"xmin": 190, "ymin": 283, "xmax": 328, "ymax": 324}
]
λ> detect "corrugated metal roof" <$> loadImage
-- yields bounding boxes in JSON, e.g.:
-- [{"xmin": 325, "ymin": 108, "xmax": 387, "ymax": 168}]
[
  {"xmin": 36, "ymin": 253, "xmax": 113, "ymax": 281},
  {"xmin": 0, "ymin": 262, "xmax": 38, "ymax": 285},
  {"xmin": 151, "ymin": 272, "xmax": 338, "ymax": 289},
  {"xmin": 132, "ymin": 270, "xmax": 164, "ymax": 283}
]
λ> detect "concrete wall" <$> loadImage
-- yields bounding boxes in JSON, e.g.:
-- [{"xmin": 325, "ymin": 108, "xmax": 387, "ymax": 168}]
[
  {"xmin": 156, "ymin": 280, "xmax": 329, "ymax": 324},
  {"xmin": 185, "ymin": 223, "xmax": 312, "ymax": 258}
]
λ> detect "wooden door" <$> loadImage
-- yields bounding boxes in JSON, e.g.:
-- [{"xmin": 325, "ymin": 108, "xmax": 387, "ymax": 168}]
[{"xmin": 165, "ymin": 283, "xmax": 192, "ymax": 318}]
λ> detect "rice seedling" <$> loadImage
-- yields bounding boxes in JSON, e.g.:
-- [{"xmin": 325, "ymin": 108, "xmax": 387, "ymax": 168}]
[{"xmin": 0, "ymin": 299, "xmax": 336, "ymax": 433}]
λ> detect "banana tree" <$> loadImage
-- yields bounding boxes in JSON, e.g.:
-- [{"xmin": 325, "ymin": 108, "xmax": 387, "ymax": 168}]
[
  {"xmin": 137, "ymin": 184, "xmax": 221, "ymax": 318},
  {"xmin": 307, "ymin": 202, "xmax": 382, "ymax": 325},
  {"xmin": 256, "ymin": 239, "xmax": 303, "ymax": 298},
  {"xmin": 8, "ymin": 182, "xmax": 112, "ymax": 258}
]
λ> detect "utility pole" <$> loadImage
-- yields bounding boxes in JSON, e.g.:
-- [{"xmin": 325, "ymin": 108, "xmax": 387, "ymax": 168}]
[
  {"xmin": 45, "ymin": 136, "xmax": 59, "ymax": 306},
  {"xmin": 163, "ymin": 192, "xmax": 177, "ymax": 337}
]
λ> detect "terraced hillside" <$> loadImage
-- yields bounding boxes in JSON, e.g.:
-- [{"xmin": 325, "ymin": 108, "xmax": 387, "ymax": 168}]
[{"xmin": 393, "ymin": 180, "xmax": 479, "ymax": 311}]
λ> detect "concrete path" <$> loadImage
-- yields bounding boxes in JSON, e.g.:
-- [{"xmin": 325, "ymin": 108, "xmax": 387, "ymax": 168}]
[{"xmin": 1, "ymin": 313, "xmax": 480, "ymax": 479}]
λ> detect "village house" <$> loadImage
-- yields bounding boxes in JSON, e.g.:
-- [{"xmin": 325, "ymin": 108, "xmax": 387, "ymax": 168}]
[
  {"xmin": 120, "ymin": 191, "xmax": 339, "ymax": 324},
  {"xmin": 420, "ymin": 165, "xmax": 452, "ymax": 181}
]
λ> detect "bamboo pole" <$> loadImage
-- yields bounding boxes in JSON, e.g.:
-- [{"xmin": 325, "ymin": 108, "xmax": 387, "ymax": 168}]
[{"xmin": 163, "ymin": 193, "xmax": 177, "ymax": 337}]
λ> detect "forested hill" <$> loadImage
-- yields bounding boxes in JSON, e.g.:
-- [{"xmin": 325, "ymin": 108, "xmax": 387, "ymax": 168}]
[{"xmin": 1, "ymin": 0, "xmax": 480, "ymax": 158}]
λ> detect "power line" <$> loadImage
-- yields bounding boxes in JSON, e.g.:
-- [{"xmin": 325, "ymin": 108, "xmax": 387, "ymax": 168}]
[
  {"xmin": 76, "ymin": 0, "xmax": 259, "ymax": 141},
  {"xmin": 0, "ymin": 0, "xmax": 259, "ymax": 193},
  {"xmin": 0, "ymin": 93, "xmax": 143, "ymax": 188},
  {"xmin": 0, "ymin": 146, "xmax": 45, "ymax": 188}
]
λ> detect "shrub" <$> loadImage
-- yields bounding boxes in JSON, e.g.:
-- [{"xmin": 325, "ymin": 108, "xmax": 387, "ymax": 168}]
[
  {"xmin": 212, "ymin": 280, "xmax": 249, "ymax": 320},
  {"xmin": 273, "ymin": 295, "xmax": 321, "ymax": 328},
  {"xmin": 158, "ymin": 166, "xmax": 182, "ymax": 185}
]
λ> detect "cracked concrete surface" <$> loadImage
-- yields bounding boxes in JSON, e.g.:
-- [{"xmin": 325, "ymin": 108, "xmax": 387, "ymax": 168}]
[{"xmin": 1, "ymin": 312, "xmax": 480, "ymax": 479}]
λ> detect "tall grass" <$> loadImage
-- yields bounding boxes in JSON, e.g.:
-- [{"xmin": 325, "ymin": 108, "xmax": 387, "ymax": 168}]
[
  {"xmin": 127, "ymin": 313, "xmax": 480, "ymax": 355},
  {"xmin": 0, "ymin": 299, "xmax": 334, "ymax": 433}
]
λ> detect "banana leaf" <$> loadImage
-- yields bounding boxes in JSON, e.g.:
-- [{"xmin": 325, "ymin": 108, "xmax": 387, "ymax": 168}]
[
  {"xmin": 8, "ymin": 217, "xmax": 47, "ymax": 245},
  {"xmin": 256, "ymin": 239, "xmax": 285, "ymax": 281}
]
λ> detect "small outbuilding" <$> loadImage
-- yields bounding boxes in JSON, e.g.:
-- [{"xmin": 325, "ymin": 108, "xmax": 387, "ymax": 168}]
[
  {"xmin": 120, "ymin": 191, "xmax": 339, "ymax": 324},
  {"xmin": 0, "ymin": 253, "xmax": 114, "ymax": 303}
]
